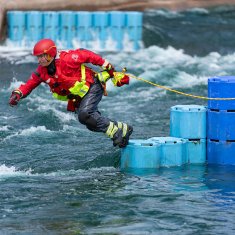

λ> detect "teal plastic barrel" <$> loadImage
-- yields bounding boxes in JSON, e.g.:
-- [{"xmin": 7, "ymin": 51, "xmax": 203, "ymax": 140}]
[
  {"xmin": 185, "ymin": 139, "xmax": 206, "ymax": 164},
  {"xmin": 121, "ymin": 140, "xmax": 161, "ymax": 169},
  {"xmin": 170, "ymin": 105, "xmax": 207, "ymax": 139},
  {"xmin": 149, "ymin": 137, "xmax": 187, "ymax": 167}
]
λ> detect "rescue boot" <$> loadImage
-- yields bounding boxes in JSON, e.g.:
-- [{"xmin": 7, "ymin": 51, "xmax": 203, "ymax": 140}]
[
  {"xmin": 116, "ymin": 122, "xmax": 133, "ymax": 148},
  {"xmin": 106, "ymin": 121, "xmax": 133, "ymax": 148}
]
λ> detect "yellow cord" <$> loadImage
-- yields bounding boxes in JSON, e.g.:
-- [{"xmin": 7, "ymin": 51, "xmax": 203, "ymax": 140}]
[{"xmin": 127, "ymin": 74, "xmax": 235, "ymax": 101}]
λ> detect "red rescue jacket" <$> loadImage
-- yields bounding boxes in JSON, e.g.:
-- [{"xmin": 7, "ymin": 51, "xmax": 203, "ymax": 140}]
[{"xmin": 18, "ymin": 49, "xmax": 105, "ymax": 111}]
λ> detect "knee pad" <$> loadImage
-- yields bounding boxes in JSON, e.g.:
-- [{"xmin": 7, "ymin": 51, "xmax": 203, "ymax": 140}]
[{"xmin": 78, "ymin": 111, "xmax": 97, "ymax": 129}]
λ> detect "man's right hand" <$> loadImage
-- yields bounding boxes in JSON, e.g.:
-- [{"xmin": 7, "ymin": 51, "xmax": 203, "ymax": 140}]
[
  {"xmin": 9, "ymin": 90, "xmax": 22, "ymax": 106},
  {"xmin": 102, "ymin": 60, "xmax": 115, "ymax": 77}
]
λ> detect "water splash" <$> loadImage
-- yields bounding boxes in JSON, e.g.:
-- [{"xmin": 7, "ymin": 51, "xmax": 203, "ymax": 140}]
[{"xmin": 0, "ymin": 164, "xmax": 32, "ymax": 178}]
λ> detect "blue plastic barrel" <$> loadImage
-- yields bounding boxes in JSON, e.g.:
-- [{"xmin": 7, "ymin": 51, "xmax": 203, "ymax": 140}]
[
  {"xmin": 121, "ymin": 139, "xmax": 161, "ymax": 169},
  {"xmin": 207, "ymin": 76, "xmax": 235, "ymax": 165},
  {"xmin": 26, "ymin": 11, "xmax": 43, "ymax": 44},
  {"xmin": 92, "ymin": 12, "xmax": 108, "ymax": 49},
  {"xmin": 207, "ymin": 109, "xmax": 235, "ymax": 141},
  {"xmin": 109, "ymin": 11, "xmax": 126, "ymax": 50},
  {"xmin": 170, "ymin": 105, "xmax": 207, "ymax": 139},
  {"xmin": 59, "ymin": 11, "xmax": 76, "ymax": 48},
  {"xmin": 125, "ymin": 12, "xmax": 143, "ymax": 50},
  {"xmin": 148, "ymin": 137, "xmax": 186, "ymax": 167},
  {"xmin": 208, "ymin": 76, "xmax": 235, "ymax": 110},
  {"xmin": 43, "ymin": 12, "xmax": 59, "ymax": 41},
  {"xmin": 7, "ymin": 11, "xmax": 26, "ymax": 43},
  {"xmin": 75, "ymin": 11, "xmax": 92, "ymax": 47},
  {"xmin": 185, "ymin": 139, "xmax": 206, "ymax": 164},
  {"xmin": 207, "ymin": 139, "xmax": 235, "ymax": 165}
]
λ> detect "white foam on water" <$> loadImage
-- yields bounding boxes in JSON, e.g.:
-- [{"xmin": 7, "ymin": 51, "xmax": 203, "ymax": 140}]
[
  {"xmin": 0, "ymin": 164, "xmax": 116, "ymax": 180},
  {"xmin": 185, "ymin": 8, "xmax": 209, "ymax": 14},
  {"xmin": 145, "ymin": 9, "xmax": 183, "ymax": 18},
  {"xmin": 5, "ymin": 77, "xmax": 24, "ymax": 92},
  {"xmin": 0, "ymin": 126, "xmax": 11, "ymax": 131},
  {"xmin": 2, "ymin": 44, "xmax": 235, "ymax": 96},
  {"xmin": 44, "ymin": 166, "xmax": 117, "ymax": 178},
  {"xmin": 26, "ymin": 96, "xmax": 77, "ymax": 123},
  {"xmin": 0, "ymin": 164, "xmax": 32, "ymax": 178},
  {"xmin": 4, "ymin": 126, "xmax": 52, "ymax": 141},
  {"xmin": 172, "ymin": 72, "xmax": 208, "ymax": 88}
]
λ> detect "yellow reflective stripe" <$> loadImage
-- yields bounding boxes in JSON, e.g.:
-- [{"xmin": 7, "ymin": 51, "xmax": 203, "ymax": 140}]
[
  {"xmin": 14, "ymin": 89, "xmax": 23, "ymax": 97},
  {"xmin": 97, "ymin": 71, "xmax": 110, "ymax": 83},
  {"xmin": 106, "ymin": 122, "xmax": 114, "ymax": 137},
  {"xmin": 117, "ymin": 122, "xmax": 128, "ymax": 137},
  {"xmin": 69, "ymin": 64, "xmax": 89, "ymax": 98},
  {"xmin": 69, "ymin": 81, "xmax": 89, "ymax": 97},
  {"xmin": 122, "ymin": 123, "xmax": 128, "ymax": 137},
  {"xmin": 53, "ymin": 64, "xmax": 89, "ymax": 100},
  {"xmin": 117, "ymin": 122, "xmax": 122, "ymax": 129},
  {"xmin": 52, "ymin": 93, "xmax": 68, "ymax": 101},
  {"xmin": 106, "ymin": 122, "xmax": 118, "ymax": 138},
  {"xmin": 81, "ymin": 64, "xmax": 86, "ymax": 82}
]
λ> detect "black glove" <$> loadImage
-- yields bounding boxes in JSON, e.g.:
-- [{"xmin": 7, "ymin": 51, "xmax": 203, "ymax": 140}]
[{"xmin": 9, "ymin": 90, "xmax": 22, "ymax": 106}]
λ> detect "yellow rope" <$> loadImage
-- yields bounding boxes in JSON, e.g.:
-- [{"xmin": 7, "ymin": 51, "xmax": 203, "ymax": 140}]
[{"xmin": 127, "ymin": 74, "xmax": 235, "ymax": 101}]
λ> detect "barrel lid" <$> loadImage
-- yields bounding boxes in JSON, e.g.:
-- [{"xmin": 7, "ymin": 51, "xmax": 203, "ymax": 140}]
[
  {"xmin": 171, "ymin": 105, "xmax": 207, "ymax": 112},
  {"xmin": 208, "ymin": 76, "xmax": 235, "ymax": 83},
  {"xmin": 148, "ymin": 137, "xmax": 186, "ymax": 144},
  {"xmin": 128, "ymin": 139, "xmax": 159, "ymax": 146}
]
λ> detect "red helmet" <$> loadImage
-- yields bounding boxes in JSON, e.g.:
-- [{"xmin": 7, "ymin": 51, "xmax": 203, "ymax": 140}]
[{"xmin": 33, "ymin": 39, "xmax": 57, "ymax": 57}]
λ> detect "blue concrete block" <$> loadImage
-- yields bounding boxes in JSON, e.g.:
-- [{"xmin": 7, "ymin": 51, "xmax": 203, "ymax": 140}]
[
  {"xmin": 109, "ymin": 11, "xmax": 125, "ymax": 50},
  {"xmin": 43, "ymin": 11, "xmax": 59, "ymax": 41},
  {"xmin": 92, "ymin": 12, "xmax": 108, "ymax": 48},
  {"xmin": 75, "ymin": 12, "xmax": 93, "ymax": 45},
  {"xmin": 125, "ymin": 12, "xmax": 143, "ymax": 50},
  {"xmin": 125, "ymin": 12, "xmax": 142, "ymax": 40},
  {"xmin": 109, "ymin": 11, "xmax": 126, "ymax": 27},
  {"xmin": 185, "ymin": 139, "xmax": 206, "ymax": 164},
  {"xmin": 126, "ymin": 12, "xmax": 142, "ymax": 27},
  {"xmin": 121, "ymin": 140, "xmax": 161, "ymax": 169},
  {"xmin": 93, "ymin": 12, "xmax": 108, "ymax": 27},
  {"xmin": 7, "ymin": 11, "xmax": 26, "ymax": 42},
  {"xmin": 208, "ymin": 76, "xmax": 235, "ymax": 110},
  {"xmin": 207, "ymin": 109, "xmax": 235, "ymax": 141},
  {"xmin": 207, "ymin": 139, "xmax": 235, "ymax": 165},
  {"xmin": 26, "ymin": 11, "xmax": 43, "ymax": 43},
  {"xmin": 149, "ymin": 137, "xmax": 186, "ymax": 167},
  {"xmin": 76, "ymin": 11, "xmax": 92, "ymax": 27},
  {"xmin": 6, "ymin": 10, "xmax": 143, "ymax": 52},
  {"xmin": 59, "ymin": 11, "xmax": 76, "ymax": 47},
  {"xmin": 170, "ymin": 105, "xmax": 207, "ymax": 139}
]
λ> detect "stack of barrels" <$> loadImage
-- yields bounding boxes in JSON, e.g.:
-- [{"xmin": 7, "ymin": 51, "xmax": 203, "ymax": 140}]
[
  {"xmin": 121, "ymin": 76, "xmax": 235, "ymax": 172},
  {"xmin": 207, "ymin": 76, "xmax": 235, "ymax": 165},
  {"xmin": 121, "ymin": 105, "xmax": 207, "ymax": 170}
]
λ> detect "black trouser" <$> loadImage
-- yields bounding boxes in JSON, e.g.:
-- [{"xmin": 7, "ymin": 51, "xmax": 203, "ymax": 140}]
[{"xmin": 76, "ymin": 79, "xmax": 111, "ymax": 133}]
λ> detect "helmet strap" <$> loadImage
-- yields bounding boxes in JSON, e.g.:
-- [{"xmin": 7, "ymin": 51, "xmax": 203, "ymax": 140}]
[
  {"xmin": 46, "ymin": 54, "xmax": 52, "ymax": 62},
  {"xmin": 47, "ymin": 58, "xmax": 56, "ymax": 76}
]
